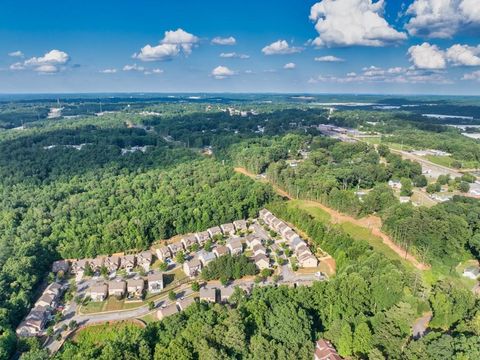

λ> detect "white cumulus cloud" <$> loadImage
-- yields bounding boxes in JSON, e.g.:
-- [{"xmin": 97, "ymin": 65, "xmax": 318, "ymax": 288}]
[
  {"xmin": 220, "ymin": 52, "xmax": 250, "ymax": 59},
  {"xmin": 462, "ymin": 70, "xmax": 480, "ymax": 81},
  {"xmin": 10, "ymin": 49, "xmax": 70, "ymax": 73},
  {"xmin": 262, "ymin": 40, "xmax": 302, "ymax": 55},
  {"xmin": 100, "ymin": 68, "xmax": 117, "ymax": 74},
  {"xmin": 123, "ymin": 64, "xmax": 145, "ymax": 72},
  {"xmin": 211, "ymin": 65, "xmax": 235, "ymax": 79},
  {"xmin": 309, "ymin": 0, "xmax": 406, "ymax": 47},
  {"xmin": 283, "ymin": 62, "xmax": 296, "ymax": 69},
  {"xmin": 212, "ymin": 36, "xmax": 236, "ymax": 45},
  {"xmin": 406, "ymin": 0, "xmax": 480, "ymax": 38},
  {"xmin": 134, "ymin": 29, "xmax": 199, "ymax": 61},
  {"xmin": 314, "ymin": 55, "xmax": 344, "ymax": 62},
  {"xmin": 446, "ymin": 44, "xmax": 480, "ymax": 66},
  {"xmin": 408, "ymin": 43, "xmax": 446, "ymax": 69},
  {"xmin": 8, "ymin": 50, "xmax": 24, "ymax": 58}
]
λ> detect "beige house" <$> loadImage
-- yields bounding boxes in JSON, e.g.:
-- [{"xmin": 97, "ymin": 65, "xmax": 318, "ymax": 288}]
[
  {"xmin": 137, "ymin": 251, "xmax": 152, "ymax": 272},
  {"xmin": 246, "ymin": 235, "xmax": 262, "ymax": 249},
  {"xmin": 177, "ymin": 297, "xmax": 196, "ymax": 311},
  {"xmin": 199, "ymin": 287, "xmax": 217, "ymax": 303},
  {"xmin": 89, "ymin": 284, "xmax": 108, "ymax": 301},
  {"xmin": 121, "ymin": 255, "xmax": 136, "ymax": 273},
  {"xmin": 157, "ymin": 303, "xmax": 179, "ymax": 320},
  {"xmin": 198, "ymin": 250, "xmax": 216, "ymax": 266},
  {"xmin": 252, "ymin": 244, "xmax": 267, "ymax": 257},
  {"xmin": 181, "ymin": 235, "xmax": 198, "ymax": 250},
  {"xmin": 91, "ymin": 257, "xmax": 105, "ymax": 271},
  {"xmin": 35, "ymin": 293, "xmax": 56, "ymax": 309},
  {"xmin": 105, "ymin": 256, "xmax": 120, "ymax": 272},
  {"xmin": 207, "ymin": 226, "xmax": 222, "ymax": 238},
  {"xmin": 71, "ymin": 259, "xmax": 88, "ymax": 274},
  {"xmin": 52, "ymin": 260, "xmax": 70, "ymax": 274},
  {"xmin": 233, "ymin": 219, "xmax": 248, "ymax": 232},
  {"xmin": 16, "ymin": 305, "xmax": 49, "ymax": 337},
  {"xmin": 254, "ymin": 254, "xmax": 270, "ymax": 270},
  {"xmin": 183, "ymin": 258, "xmax": 202, "ymax": 278},
  {"xmin": 195, "ymin": 231, "xmax": 210, "ymax": 245},
  {"xmin": 127, "ymin": 279, "xmax": 145, "ymax": 298},
  {"xmin": 220, "ymin": 286, "xmax": 235, "ymax": 302},
  {"xmin": 156, "ymin": 246, "xmax": 171, "ymax": 262},
  {"xmin": 213, "ymin": 245, "xmax": 229, "ymax": 258},
  {"xmin": 227, "ymin": 238, "xmax": 243, "ymax": 256},
  {"xmin": 298, "ymin": 253, "xmax": 318, "ymax": 268},
  {"xmin": 147, "ymin": 272, "xmax": 164, "ymax": 293},
  {"xmin": 108, "ymin": 280, "xmax": 127, "ymax": 298},
  {"xmin": 220, "ymin": 223, "xmax": 235, "ymax": 236},
  {"xmin": 168, "ymin": 242, "xmax": 184, "ymax": 256}
]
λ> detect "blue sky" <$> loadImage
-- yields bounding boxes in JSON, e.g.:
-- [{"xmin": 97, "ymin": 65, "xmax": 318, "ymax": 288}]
[{"xmin": 0, "ymin": 0, "xmax": 479, "ymax": 94}]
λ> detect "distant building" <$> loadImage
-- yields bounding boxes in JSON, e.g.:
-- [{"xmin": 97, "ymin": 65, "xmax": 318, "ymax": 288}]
[
  {"xmin": 91, "ymin": 257, "xmax": 105, "ymax": 271},
  {"xmin": 16, "ymin": 305, "xmax": 49, "ymax": 337},
  {"xmin": 220, "ymin": 286, "xmax": 235, "ymax": 303},
  {"xmin": 168, "ymin": 242, "xmax": 184, "ymax": 256},
  {"xmin": 298, "ymin": 253, "xmax": 318, "ymax": 268},
  {"xmin": 121, "ymin": 255, "xmax": 136, "ymax": 273},
  {"xmin": 104, "ymin": 256, "xmax": 120, "ymax": 272},
  {"xmin": 147, "ymin": 272, "xmax": 164, "ymax": 293},
  {"xmin": 388, "ymin": 180, "xmax": 402, "ymax": 189},
  {"xmin": 246, "ymin": 235, "xmax": 262, "ymax": 249},
  {"xmin": 314, "ymin": 339, "xmax": 342, "ymax": 360},
  {"xmin": 252, "ymin": 244, "xmax": 267, "ymax": 257}
]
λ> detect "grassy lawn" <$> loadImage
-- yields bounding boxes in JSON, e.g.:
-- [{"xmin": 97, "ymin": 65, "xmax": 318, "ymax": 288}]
[
  {"xmin": 80, "ymin": 301, "xmax": 106, "ymax": 314},
  {"xmin": 288, "ymin": 200, "xmax": 415, "ymax": 272},
  {"xmin": 138, "ymin": 312, "xmax": 157, "ymax": 324},
  {"xmin": 425, "ymin": 155, "xmax": 480, "ymax": 170},
  {"xmin": 72, "ymin": 321, "xmax": 143, "ymax": 344},
  {"xmin": 104, "ymin": 297, "xmax": 125, "ymax": 312}
]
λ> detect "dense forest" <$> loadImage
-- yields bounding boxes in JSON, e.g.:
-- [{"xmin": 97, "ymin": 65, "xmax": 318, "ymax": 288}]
[{"xmin": 1, "ymin": 99, "xmax": 480, "ymax": 359}]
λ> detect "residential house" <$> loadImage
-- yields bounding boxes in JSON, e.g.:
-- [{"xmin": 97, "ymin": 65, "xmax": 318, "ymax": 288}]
[
  {"xmin": 296, "ymin": 244, "xmax": 311, "ymax": 257},
  {"xmin": 177, "ymin": 297, "xmax": 196, "ymax": 311},
  {"xmin": 168, "ymin": 242, "xmax": 184, "ymax": 256},
  {"xmin": 246, "ymin": 235, "xmax": 262, "ymax": 249},
  {"xmin": 108, "ymin": 280, "xmax": 127, "ymax": 298},
  {"xmin": 16, "ymin": 306, "xmax": 49, "ymax": 337},
  {"xmin": 284, "ymin": 229, "xmax": 301, "ymax": 243},
  {"xmin": 71, "ymin": 259, "xmax": 88, "ymax": 274},
  {"xmin": 227, "ymin": 238, "xmax": 243, "ymax": 255},
  {"xmin": 157, "ymin": 303, "xmax": 179, "ymax": 320},
  {"xmin": 127, "ymin": 279, "xmax": 145, "ymax": 298},
  {"xmin": 298, "ymin": 253, "xmax": 318, "ymax": 268},
  {"xmin": 147, "ymin": 272, "xmax": 164, "ymax": 293},
  {"xmin": 263, "ymin": 213, "xmax": 276, "ymax": 227},
  {"xmin": 220, "ymin": 223, "xmax": 236, "ymax": 236},
  {"xmin": 35, "ymin": 293, "xmax": 56, "ymax": 309},
  {"xmin": 213, "ymin": 245, "xmax": 229, "ymax": 258},
  {"xmin": 121, "ymin": 255, "xmax": 136, "ymax": 273},
  {"xmin": 276, "ymin": 222, "xmax": 291, "ymax": 237},
  {"xmin": 252, "ymin": 244, "xmax": 267, "ymax": 257},
  {"xmin": 183, "ymin": 258, "xmax": 202, "ymax": 278},
  {"xmin": 388, "ymin": 180, "xmax": 402, "ymax": 189},
  {"xmin": 289, "ymin": 237, "xmax": 306, "ymax": 251},
  {"xmin": 44, "ymin": 282, "xmax": 62, "ymax": 298},
  {"xmin": 181, "ymin": 234, "xmax": 198, "ymax": 250},
  {"xmin": 271, "ymin": 218, "xmax": 283, "ymax": 232},
  {"xmin": 89, "ymin": 284, "xmax": 108, "ymax": 301},
  {"xmin": 254, "ymin": 254, "xmax": 270, "ymax": 270},
  {"xmin": 198, "ymin": 250, "xmax": 216, "ymax": 266},
  {"xmin": 156, "ymin": 246, "xmax": 171, "ymax": 262},
  {"xmin": 199, "ymin": 287, "xmax": 217, "ymax": 303},
  {"xmin": 207, "ymin": 226, "xmax": 222, "ymax": 238},
  {"xmin": 314, "ymin": 339, "xmax": 342, "ymax": 360},
  {"xmin": 463, "ymin": 266, "xmax": 480, "ymax": 280},
  {"xmin": 195, "ymin": 231, "xmax": 210, "ymax": 245},
  {"xmin": 137, "ymin": 251, "xmax": 152, "ymax": 272},
  {"xmin": 105, "ymin": 256, "xmax": 120, "ymax": 272},
  {"xmin": 259, "ymin": 209, "xmax": 273, "ymax": 224},
  {"xmin": 52, "ymin": 260, "xmax": 70, "ymax": 274},
  {"xmin": 91, "ymin": 257, "xmax": 105, "ymax": 272},
  {"xmin": 220, "ymin": 286, "xmax": 235, "ymax": 303},
  {"xmin": 233, "ymin": 219, "xmax": 248, "ymax": 232}
]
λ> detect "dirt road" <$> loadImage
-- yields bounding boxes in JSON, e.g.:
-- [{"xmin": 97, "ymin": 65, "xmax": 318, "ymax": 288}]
[{"xmin": 235, "ymin": 167, "xmax": 429, "ymax": 271}]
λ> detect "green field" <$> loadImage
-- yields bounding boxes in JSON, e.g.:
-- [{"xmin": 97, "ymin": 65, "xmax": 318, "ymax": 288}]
[{"xmin": 73, "ymin": 321, "xmax": 143, "ymax": 345}]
